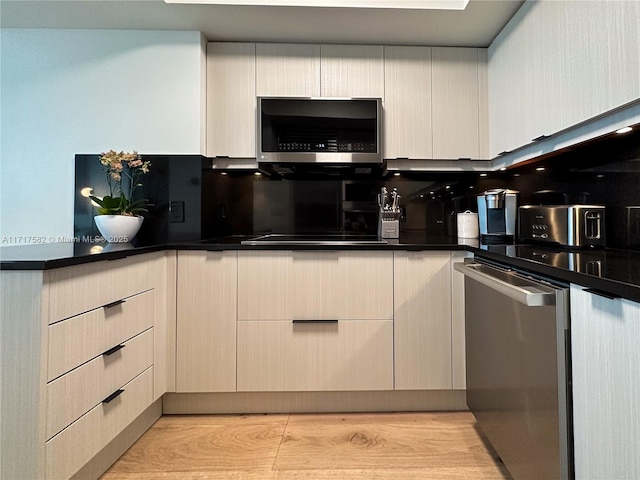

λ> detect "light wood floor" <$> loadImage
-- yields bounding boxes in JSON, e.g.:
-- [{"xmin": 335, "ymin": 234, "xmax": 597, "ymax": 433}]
[{"xmin": 101, "ymin": 412, "xmax": 512, "ymax": 479}]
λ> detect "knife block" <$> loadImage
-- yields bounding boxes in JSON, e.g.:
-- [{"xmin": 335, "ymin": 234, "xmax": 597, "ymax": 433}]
[{"xmin": 378, "ymin": 217, "xmax": 399, "ymax": 239}]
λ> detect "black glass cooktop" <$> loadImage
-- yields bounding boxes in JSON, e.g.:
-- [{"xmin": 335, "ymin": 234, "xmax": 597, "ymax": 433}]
[{"xmin": 240, "ymin": 233, "xmax": 387, "ymax": 245}]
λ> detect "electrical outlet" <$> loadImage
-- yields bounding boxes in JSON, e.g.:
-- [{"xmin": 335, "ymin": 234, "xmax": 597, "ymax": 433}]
[
  {"xmin": 625, "ymin": 206, "xmax": 640, "ymax": 246},
  {"xmin": 169, "ymin": 201, "xmax": 185, "ymax": 223}
]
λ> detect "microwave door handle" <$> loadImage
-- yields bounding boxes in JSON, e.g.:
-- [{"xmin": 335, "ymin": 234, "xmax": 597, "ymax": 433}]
[{"xmin": 453, "ymin": 262, "xmax": 556, "ymax": 307}]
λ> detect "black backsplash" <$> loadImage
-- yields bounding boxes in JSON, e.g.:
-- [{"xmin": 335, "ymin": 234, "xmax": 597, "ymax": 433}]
[
  {"xmin": 75, "ymin": 155, "xmax": 204, "ymax": 244},
  {"xmin": 74, "ymin": 127, "xmax": 640, "ymax": 250}
]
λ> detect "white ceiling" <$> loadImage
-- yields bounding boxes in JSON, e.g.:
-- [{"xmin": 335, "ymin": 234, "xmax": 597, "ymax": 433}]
[{"xmin": 0, "ymin": 0, "xmax": 524, "ymax": 47}]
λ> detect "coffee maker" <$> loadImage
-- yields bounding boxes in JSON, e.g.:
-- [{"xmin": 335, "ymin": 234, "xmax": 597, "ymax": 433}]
[{"xmin": 477, "ymin": 189, "xmax": 519, "ymax": 242}]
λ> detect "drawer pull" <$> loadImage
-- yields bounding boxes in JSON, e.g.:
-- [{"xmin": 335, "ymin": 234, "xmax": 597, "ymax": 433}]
[
  {"xmin": 292, "ymin": 319, "xmax": 339, "ymax": 324},
  {"xmin": 583, "ymin": 288, "xmax": 620, "ymax": 300},
  {"xmin": 102, "ymin": 344, "xmax": 125, "ymax": 356},
  {"xmin": 103, "ymin": 299, "xmax": 126, "ymax": 309},
  {"xmin": 102, "ymin": 389, "xmax": 124, "ymax": 404}
]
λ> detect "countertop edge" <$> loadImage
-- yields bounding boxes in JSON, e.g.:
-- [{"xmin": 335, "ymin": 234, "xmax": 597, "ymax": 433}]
[
  {"xmin": 2, "ymin": 241, "xmax": 640, "ymax": 303},
  {"xmin": 469, "ymin": 248, "xmax": 640, "ymax": 304}
]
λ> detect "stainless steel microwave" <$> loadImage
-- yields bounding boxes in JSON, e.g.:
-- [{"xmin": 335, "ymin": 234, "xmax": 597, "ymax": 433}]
[{"xmin": 257, "ymin": 97, "xmax": 382, "ymax": 164}]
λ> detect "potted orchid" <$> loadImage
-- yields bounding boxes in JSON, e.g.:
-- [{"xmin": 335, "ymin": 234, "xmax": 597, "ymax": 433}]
[{"xmin": 90, "ymin": 150, "xmax": 151, "ymax": 242}]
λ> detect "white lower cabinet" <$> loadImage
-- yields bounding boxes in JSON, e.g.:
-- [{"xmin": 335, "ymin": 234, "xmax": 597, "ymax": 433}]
[
  {"xmin": 236, "ymin": 250, "xmax": 394, "ymax": 392},
  {"xmin": 0, "ymin": 252, "xmax": 172, "ymax": 480},
  {"xmin": 393, "ymin": 252, "xmax": 453, "ymax": 390},
  {"xmin": 45, "ymin": 367, "xmax": 154, "ymax": 480},
  {"xmin": 451, "ymin": 251, "xmax": 471, "ymax": 389},
  {"xmin": 237, "ymin": 320, "xmax": 393, "ymax": 392},
  {"xmin": 47, "ymin": 290, "xmax": 154, "ymax": 381},
  {"xmin": 46, "ymin": 328, "xmax": 154, "ymax": 441},
  {"xmin": 176, "ymin": 251, "xmax": 237, "ymax": 392},
  {"xmin": 237, "ymin": 250, "xmax": 394, "ymax": 321},
  {"xmin": 571, "ymin": 284, "xmax": 640, "ymax": 480}
]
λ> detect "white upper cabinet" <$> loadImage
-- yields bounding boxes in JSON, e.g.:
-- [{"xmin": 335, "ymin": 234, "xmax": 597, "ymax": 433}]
[
  {"xmin": 320, "ymin": 44, "xmax": 384, "ymax": 98},
  {"xmin": 558, "ymin": 0, "xmax": 640, "ymax": 129},
  {"xmin": 383, "ymin": 45, "xmax": 488, "ymax": 160},
  {"xmin": 256, "ymin": 43, "xmax": 321, "ymax": 97},
  {"xmin": 383, "ymin": 46, "xmax": 433, "ymax": 159},
  {"xmin": 206, "ymin": 41, "xmax": 491, "ymax": 160},
  {"xmin": 432, "ymin": 47, "xmax": 488, "ymax": 159},
  {"xmin": 488, "ymin": 0, "xmax": 640, "ymax": 158},
  {"xmin": 206, "ymin": 42, "xmax": 256, "ymax": 158}
]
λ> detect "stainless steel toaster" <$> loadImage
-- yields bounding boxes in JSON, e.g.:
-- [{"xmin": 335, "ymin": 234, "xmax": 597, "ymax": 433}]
[{"xmin": 518, "ymin": 205, "xmax": 606, "ymax": 247}]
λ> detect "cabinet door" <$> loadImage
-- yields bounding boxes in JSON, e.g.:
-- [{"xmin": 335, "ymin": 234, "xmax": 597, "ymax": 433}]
[
  {"xmin": 206, "ymin": 42, "xmax": 256, "ymax": 158},
  {"xmin": 46, "ymin": 328, "xmax": 153, "ymax": 441},
  {"xmin": 451, "ymin": 251, "xmax": 471, "ymax": 390},
  {"xmin": 237, "ymin": 251, "xmax": 293, "ymax": 321},
  {"xmin": 558, "ymin": 1, "xmax": 640, "ymax": 130},
  {"xmin": 47, "ymin": 254, "xmax": 156, "ymax": 324},
  {"xmin": 393, "ymin": 252, "xmax": 452, "ymax": 390},
  {"xmin": 47, "ymin": 290, "xmax": 154, "ymax": 382},
  {"xmin": 237, "ymin": 251, "xmax": 393, "ymax": 321},
  {"xmin": 256, "ymin": 43, "xmax": 320, "ymax": 97},
  {"xmin": 237, "ymin": 319, "xmax": 393, "ymax": 392},
  {"xmin": 432, "ymin": 47, "xmax": 486, "ymax": 159},
  {"xmin": 45, "ymin": 367, "xmax": 153, "ymax": 480},
  {"xmin": 488, "ymin": 1, "xmax": 564, "ymax": 156},
  {"xmin": 570, "ymin": 284, "xmax": 640, "ymax": 480},
  {"xmin": 488, "ymin": 1, "xmax": 639, "ymax": 158},
  {"xmin": 383, "ymin": 46, "xmax": 432, "ymax": 160},
  {"xmin": 176, "ymin": 251, "xmax": 237, "ymax": 392},
  {"xmin": 320, "ymin": 45, "xmax": 384, "ymax": 98}
]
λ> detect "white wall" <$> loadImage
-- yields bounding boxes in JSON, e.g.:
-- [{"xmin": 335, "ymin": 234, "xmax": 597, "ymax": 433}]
[{"xmin": 0, "ymin": 29, "xmax": 205, "ymax": 244}]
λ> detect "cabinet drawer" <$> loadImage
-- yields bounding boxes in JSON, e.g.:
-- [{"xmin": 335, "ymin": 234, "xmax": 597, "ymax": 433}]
[
  {"xmin": 48, "ymin": 290, "xmax": 154, "ymax": 381},
  {"xmin": 237, "ymin": 320, "xmax": 393, "ymax": 392},
  {"xmin": 46, "ymin": 328, "xmax": 153, "ymax": 440},
  {"xmin": 46, "ymin": 367, "xmax": 153, "ymax": 480},
  {"xmin": 237, "ymin": 251, "xmax": 393, "ymax": 321},
  {"xmin": 47, "ymin": 254, "xmax": 157, "ymax": 323}
]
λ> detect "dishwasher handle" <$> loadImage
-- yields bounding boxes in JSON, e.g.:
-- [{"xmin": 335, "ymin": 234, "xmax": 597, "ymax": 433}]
[{"xmin": 454, "ymin": 262, "xmax": 556, "ymax": 307}]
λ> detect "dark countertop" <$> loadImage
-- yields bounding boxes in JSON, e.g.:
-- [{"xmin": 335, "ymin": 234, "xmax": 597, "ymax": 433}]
[{"xmin": 2, "ymin": 233, "xmax": 640, "ymax": 303}]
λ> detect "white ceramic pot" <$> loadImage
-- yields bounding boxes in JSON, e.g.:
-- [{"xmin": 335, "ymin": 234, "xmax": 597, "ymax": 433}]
[{"xmin": 94, "ymin": 215, "xmax": 143, "ymax": 243}]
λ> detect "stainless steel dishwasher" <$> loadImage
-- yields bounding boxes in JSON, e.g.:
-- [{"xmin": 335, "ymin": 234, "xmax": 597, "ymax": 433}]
[{"xmin": 454, "ymin": 258, "xmax": 573, "ymax": 480}]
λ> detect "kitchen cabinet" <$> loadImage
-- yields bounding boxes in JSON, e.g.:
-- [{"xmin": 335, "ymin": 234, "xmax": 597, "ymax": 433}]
[
  {"xmin": 557, "ymin": 0, "xmax": 640, "ymax": 130},
  {"xmin": 46, "ymin": 327, "xmax": 154, "ymax": 442},
  {"xmin": 236, "ymin": 250, "xmax": 393, "ymax": 392},
  {"xmin": 46, "ymin": 367, "xmax": 154, "ymax": 480},
  {"xmin": 432, "ymin": 47, "xmax": 488, "ymax": 159},
  {"xmin": 206, "ymin": 42, "xmax": 256, "ymax": 158},
  {"xmin": 256, "ymin": 43, "xmax": 321, "ymax": 97},
  {"xmin": 320, "ymin": 44, "xmax": 384, "ymax": 98},
  {"xmin": 570, "ymin": 284, "xmax": 640, "ymax": 480},
  {"xmin": 393, "ymin": 251, "xmax": 452, "ymax": 390},
  {"xmin": 175, "ymin": 251, "xmax": 237, "ymax": 392},
  {"xmin": 208, "ymin": 42, "xmax": 383, "ymax": 159},
  {"xmin": 237, "ymin": 319, "xmax": 393, "ymax": 392},
  {"xmin": 0, "ymin": 251, "xmax": 173, "ymax": 480},
  {"xmin": 488, "ymin": 0, "xmax": 640, "ymax": 158},
  {"xmin": 208, "ymin": 41, "xmax": 491, "ymax": 160},
  {"xmin": 451, "ymin": 251, "xmax": 471, "ymax": 389},
  {"xmin": 488, "ymin": 1, "xmax": 561, "ymax": 156},
  {"xmin": 383, "ymin": 46, "xmax": 488, "ymax": 160},
  {"xmin": 383, "ymin": 46, "xmax": 433, "ymax": 160},
  {"xmin": 237, "ymin": 250, "xmax": 393, "ymax": 321},
  {"xmin": 256, "ymin": 43, "xmax": 383, "ymax": 98}
]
